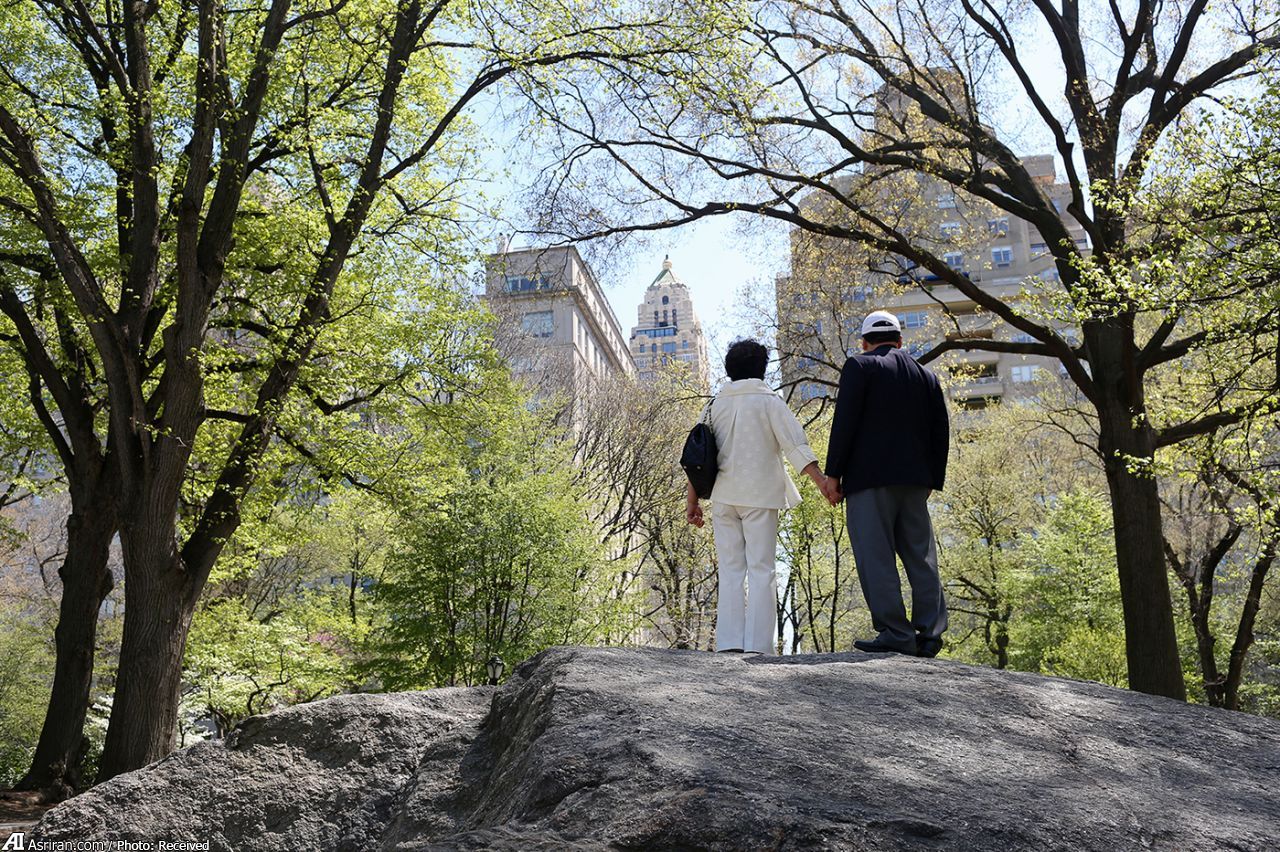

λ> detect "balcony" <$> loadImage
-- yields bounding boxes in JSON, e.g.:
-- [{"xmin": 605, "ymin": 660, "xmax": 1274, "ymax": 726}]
[
  {"xmin": 951, "ymin": 348, "xmax": 1001, "ymax": 365},
  {"xmin": 950, "ymin": 377, "xmax": 1005, "ymax": 407}
]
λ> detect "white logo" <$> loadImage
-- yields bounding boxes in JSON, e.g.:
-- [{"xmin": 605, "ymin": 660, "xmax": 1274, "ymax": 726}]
[{"xmin": 1, "ymin": 832, "xmax": 25, "ymax": 851}]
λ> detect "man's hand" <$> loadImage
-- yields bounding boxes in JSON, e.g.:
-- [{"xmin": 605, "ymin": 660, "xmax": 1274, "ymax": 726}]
[
  {"xmin": 686, "ymin": 500, "xmax": 704, "ymax": 528},
  {"xmin": 820, "ymin": 476, "xmax": 843, "ymax": 506}
]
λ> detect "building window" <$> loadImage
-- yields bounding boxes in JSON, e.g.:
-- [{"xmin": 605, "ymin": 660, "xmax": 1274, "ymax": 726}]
[
  {"xmin": 987, "ymin": 217, "xmax": 1009, "ymax": 236},
  {"xmin": 682, "ymin": 339, "xmax": 689, "ymax": 349},
  {"xmin": 506, "ymin": 274, "xmax": 549, "ymax": 292},
  {"xmin": 1051, "ymin": 198, "xmax": 1062, "ymax": 213},
  {"xmin": 654, "ymin": 310, "xmax": 659, "ymax": 324},
  {"xmin": 799, "ymin": 383, "xmax": 826, "ymax": 401},
  {"xmin": 662, "ymin": 342, "xmax": 677, "ymax": 353},
  {"xmin": 1011, "ymin": 365, "xmax": 1037, "ymax": 383},
  {"xmin": 972, "ymin": 360, "xmax": 1003, "ymax": 381},
  {"xmin": 520, "ymin": 310, "xmax": 553, "ymax": 338},
  {"xmin": 1030, "ymin": 242, "xmax": 1048, "ymax": 254},
  {"xmin": 940, "ymin": 222, "xmax": 962, "ymax": 239},
  {"xmin": 901, "ymin": 311, "xmax": 927, "ymax": 329},
  {"xmin": 992, "ymin": 246, "xmax": 1013, "ymax": 267},
  {"xmin": 1010, "ymin": 331, "xmax": 1037, "ymax": 344},
  {"xmin": 937, "ymin": 193, "xmax": 956, "ymax": 209},
  {"xmin": 907, "ymin": 341, "xmax": 931, "ymax": 359},
  {"xmin": 845, "ymin": 285, "xmax": 870, "ymax": 302},
  {"xmin": 662, "ymin": 295, "xmax": 669, "ymax": 305},
  {"xmin": 888, "ymin": 254, "xmax": 918, "ymax": 275},
  {"xmin": 943, "ymin": 252, "xmax": 964, "ymax": 268}
]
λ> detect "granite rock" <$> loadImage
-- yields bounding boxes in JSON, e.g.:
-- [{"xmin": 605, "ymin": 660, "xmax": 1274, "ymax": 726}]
[{"xmin": 33, "ymin": 646, "xmax": 1280, "ymax": 850}]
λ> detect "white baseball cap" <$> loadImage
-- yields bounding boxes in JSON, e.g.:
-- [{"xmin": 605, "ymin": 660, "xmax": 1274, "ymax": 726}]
[{"xmin": 860, "ymin": 310, "xmax": 902, "ymax": 337}]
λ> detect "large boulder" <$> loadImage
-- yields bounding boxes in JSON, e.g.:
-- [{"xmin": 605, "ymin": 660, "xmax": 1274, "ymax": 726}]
[{"xmin": 31, "ymin": 647, "xmax": 1280, "ymax": 850}]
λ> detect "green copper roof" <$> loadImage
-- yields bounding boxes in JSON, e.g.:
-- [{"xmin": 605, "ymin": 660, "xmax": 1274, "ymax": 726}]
[{"xmin": 650, "ymin": 254, "xmax": 683, "ymax": 287}]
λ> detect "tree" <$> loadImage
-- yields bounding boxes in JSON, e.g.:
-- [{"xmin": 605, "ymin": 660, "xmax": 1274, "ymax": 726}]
[
  {"xmin": 0, "ymin": 0, "xmax": 701, "ymax": 778},
  {"xmin": 776, "ymin": 411, "xmax": 859, "ymax": 653},
  {"xmin": 0, "ymin": 608, "xmax": 56, "ymax": 788},
  {"xmin": 1163, "ymin": 427, "xmax": 1279, "ymax": 711},
  {"xmin": 1015, "ymin": 489, "xmax": 1127, "ymax": 685},
  {"xmin": 935, "ymin": 405, "xmax": 1045, "ymax": 669},
  {"xmin": 1149, "ymin": 74, "xmax": 1280, "ymax": 711},
  {"xmin": 513, "ymin": 0, "xmax": 1280, "ymax": 699},
  {"xmin": 569, "ymin": 368, "xmax": 719, "ymax": 650},
  {"xmin": 1, "ymin": 169, "xmax": 120, "ymax": 792},
  {"xmin": 364, "ymin": 404, "xmax": 620, "ymax": 689}
]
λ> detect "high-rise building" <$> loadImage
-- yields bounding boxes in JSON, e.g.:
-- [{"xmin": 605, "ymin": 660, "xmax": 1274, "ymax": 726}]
[
  {"xmin": 483, "ymin": 245, "xmax": 635, "ymax": 414},
  {"xmin": 776, "ymin": 89, "xmax": 1089, "ymax": 411},
  {"xmin": 629, "ymin": 256, "xmax": 710, "ymax": 388}
]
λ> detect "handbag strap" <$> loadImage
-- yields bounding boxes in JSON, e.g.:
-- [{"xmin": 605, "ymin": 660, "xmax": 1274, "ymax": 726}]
[{"xmin": 701, "ymin": 394, "xmax": 714, "ymax": 425}]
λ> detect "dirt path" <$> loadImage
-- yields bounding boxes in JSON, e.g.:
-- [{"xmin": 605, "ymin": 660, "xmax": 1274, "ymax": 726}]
[{"xmin": 1, "ymin": 791, "xmax": 56, "ymax": 844}]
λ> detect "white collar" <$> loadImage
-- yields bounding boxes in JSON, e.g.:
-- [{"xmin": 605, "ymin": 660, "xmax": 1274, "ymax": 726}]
[{"xmin": 717, "ymin": 378, "xmax": 775, "ymax": 396}]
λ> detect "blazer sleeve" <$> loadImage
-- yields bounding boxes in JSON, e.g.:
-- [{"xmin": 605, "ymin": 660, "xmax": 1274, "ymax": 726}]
[
  {"xmin": 767, "ymin": 394, "xmax": 818, "ymax": 473},
  {"xmin": 824, "ymin": 357, "xmax": 865, "ymax": 477},
  {"xmin": 928, "ymin": 374, "xmax": 949, "ymax": 490}
]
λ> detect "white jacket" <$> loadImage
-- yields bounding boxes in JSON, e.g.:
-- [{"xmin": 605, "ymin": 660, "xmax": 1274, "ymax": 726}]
[{"xmin": 699, "ymin": 379, "xmax": 818, "ymax": 510}]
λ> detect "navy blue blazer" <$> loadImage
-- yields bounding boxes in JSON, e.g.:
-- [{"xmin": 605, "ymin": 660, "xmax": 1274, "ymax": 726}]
[{"xmin": 823, "ymin": 345, "xmax": 949, "ymax": 493}]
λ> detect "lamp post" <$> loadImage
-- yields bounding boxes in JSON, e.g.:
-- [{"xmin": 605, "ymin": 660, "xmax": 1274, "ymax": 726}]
[{"xmin": 486, "ymin": 655, "xmax": 505, "ymax": 686}]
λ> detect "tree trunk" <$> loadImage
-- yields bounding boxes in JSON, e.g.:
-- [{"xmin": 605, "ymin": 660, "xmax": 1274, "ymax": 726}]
[
  {"xmin": 1095, "ymin": 389, "xmax": 1186, "ymax": 700},
  {"xmin": 993, "ymin": 606, "xmax": 1010, "ymax": 670},
  {"xmin": 95, "ymin": 529, "xmax": 199, "ymax": 782},
  {"xmin": 1177, "ymin": 576, "xmax": 1225, "ymax": 706},
  {"xmin": 15, "ymin": 494, "xmax": 116, "ymax": 795},
  {"xmin": 1224, "ymin": 546, "xmax": 1275, "ymax": 711}
]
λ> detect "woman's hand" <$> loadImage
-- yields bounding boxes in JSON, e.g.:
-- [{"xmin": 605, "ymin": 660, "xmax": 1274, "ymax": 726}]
[{"xmin": 685, "ymin": 481, "xmax": 705, "ymax": 527}]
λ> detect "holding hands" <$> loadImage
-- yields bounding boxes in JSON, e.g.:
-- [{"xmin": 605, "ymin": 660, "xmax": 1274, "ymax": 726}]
[
  {"xmin": 685, "ymin": 464, "xmax": 841, "ymax": 528},
  {"xmin": 802, "ymin": 462, "xmax": 842, "ymax": 507},
  {"xmin": 819, "ymin": 475, "xmax": 843, "ymax": 506}
]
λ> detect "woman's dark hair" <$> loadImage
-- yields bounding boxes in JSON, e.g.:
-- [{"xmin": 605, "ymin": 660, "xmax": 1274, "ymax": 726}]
[
  {"xmin": 724, "ymin": 338, "xmax": 769, "ymax": 380},
  {"xmin": 863, "ymin": 330, "xmax": 903, "ymax": 346}
]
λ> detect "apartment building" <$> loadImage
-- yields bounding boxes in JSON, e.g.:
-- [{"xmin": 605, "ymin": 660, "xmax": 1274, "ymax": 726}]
[
  {"xmin": 483, "ymin": 245, "xmax": 636, "ymax": 415},
  {"xmin": 777, "ymin": 152, "xmax": 1089, "ymax": 410}
]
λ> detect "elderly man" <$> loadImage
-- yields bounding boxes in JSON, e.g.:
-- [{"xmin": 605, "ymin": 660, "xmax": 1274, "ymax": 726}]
[{"xmin": 821, "ymin": 311, "xmax": 950, "ymax": 657}]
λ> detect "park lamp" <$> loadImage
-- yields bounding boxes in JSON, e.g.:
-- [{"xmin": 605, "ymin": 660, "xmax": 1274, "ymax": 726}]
[{"xmin": 486, "ymin": 655, "xmax": 505, "ymax": 686}]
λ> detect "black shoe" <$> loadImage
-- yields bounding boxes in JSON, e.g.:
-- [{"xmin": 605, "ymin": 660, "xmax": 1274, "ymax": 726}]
[
  {"xmin": 915, "ymin": 635, "xmax": 944, "ymax": 658},
  {"xmin": 854, "ymin": 638, "xmax": 915, "ymax": 655},
  {"xmin": 717, "ymin": 648, "xmax": 744, "ymax": 653}
]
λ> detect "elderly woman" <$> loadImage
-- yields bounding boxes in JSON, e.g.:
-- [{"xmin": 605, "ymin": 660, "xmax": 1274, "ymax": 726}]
[{"xmin": 686, "ymin": 339, "xmax": 827, "ymax": 654}]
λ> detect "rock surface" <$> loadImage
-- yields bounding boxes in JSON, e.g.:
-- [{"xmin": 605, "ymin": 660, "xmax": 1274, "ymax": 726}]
[{"xmin": 32, "ymin": 647, "xmax": 1280, "ymax": 850}]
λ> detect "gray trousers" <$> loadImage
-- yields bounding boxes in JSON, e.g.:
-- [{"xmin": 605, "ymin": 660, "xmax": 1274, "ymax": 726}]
[{"xmin": 845, "ymin": 485, "xmax": 947, "ymax": 650}]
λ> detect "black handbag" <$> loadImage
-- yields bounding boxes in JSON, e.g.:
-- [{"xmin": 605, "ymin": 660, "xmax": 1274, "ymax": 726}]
[{"xmin": 680, "ymin": 398, "xmax": 718, "ymax": 499}]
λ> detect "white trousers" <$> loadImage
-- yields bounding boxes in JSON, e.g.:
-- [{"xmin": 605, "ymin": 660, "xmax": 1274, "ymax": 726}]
[{"xmin": 711, "ymin": 502, "xmax": 779, "ymax": 654}]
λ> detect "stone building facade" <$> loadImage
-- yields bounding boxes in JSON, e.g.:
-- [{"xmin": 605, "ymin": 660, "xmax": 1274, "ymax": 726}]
[
  {"xmin": 629, "ymin": 256, "xmax": 710, "ymax": 388},
  {"xmin": 483, "ymin": 245, "xmax": 635, "ymax": 414}
]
